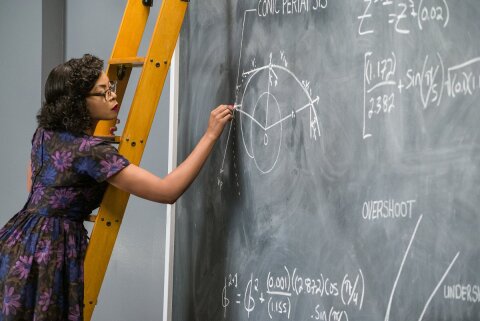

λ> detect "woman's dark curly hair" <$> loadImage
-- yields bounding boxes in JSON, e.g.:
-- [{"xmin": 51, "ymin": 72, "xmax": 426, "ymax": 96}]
[{"xmin": 37, "ymin": 54, "xmax": 104, "ymax": 135}]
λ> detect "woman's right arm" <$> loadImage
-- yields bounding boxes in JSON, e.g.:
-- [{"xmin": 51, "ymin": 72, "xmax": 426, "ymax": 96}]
[{"xmin": 107, "ymin": 104, "xmax": 234, "ymax": 204}]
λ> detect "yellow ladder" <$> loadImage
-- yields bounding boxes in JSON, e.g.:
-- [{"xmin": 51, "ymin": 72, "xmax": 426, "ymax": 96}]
[{"xmin": 83, "ymin": 0, "xmax": 188, "ymax": 320}]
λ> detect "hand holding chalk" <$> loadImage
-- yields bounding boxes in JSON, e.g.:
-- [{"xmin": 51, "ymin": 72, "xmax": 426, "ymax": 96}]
[{"xmin": 205, "ymin": 104, "xmax": 234, "ymax": 141}]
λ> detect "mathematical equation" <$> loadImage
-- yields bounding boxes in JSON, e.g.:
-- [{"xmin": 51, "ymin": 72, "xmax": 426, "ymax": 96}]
[
  {"xmin": 363, "ymin": 51, "xmax": 480, "ymax": 139},
  {"xmin": 222, "ymin": 266, "xmax": 365, "ymax": 320},
  {"xmin": 358, "ymin": 0, "xmax": 450, "ymax": 36},
  {"xmin": 257, "ymin": 0, "xmax": 328, "ymax": 17}
]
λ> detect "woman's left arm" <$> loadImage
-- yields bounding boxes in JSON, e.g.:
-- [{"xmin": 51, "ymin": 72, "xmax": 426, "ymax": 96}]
[{"xmin": 26, "ymin": 160, "xmax": 32, "ymax": 192}]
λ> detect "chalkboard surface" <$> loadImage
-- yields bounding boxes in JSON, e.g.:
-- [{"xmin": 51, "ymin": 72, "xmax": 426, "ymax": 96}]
[{"xmin": 173, "ymin": 1, "xmax": 480, "ymax": 320}]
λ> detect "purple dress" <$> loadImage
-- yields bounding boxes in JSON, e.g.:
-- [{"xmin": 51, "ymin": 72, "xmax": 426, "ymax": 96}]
[{"xmin": 0, "ymin": 128, "xmax": 129, "ymax": 321}]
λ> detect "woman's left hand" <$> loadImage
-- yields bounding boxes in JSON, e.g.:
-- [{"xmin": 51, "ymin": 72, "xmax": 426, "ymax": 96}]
[{"xmin": 109, "ymin": 118, "xmax": 121, "ymax": 135}]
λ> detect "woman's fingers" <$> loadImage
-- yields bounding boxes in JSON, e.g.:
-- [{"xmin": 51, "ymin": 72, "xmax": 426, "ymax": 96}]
[
  {"xmin": 212, "ymin": 104, "xmax": 233, "ymax": 116},
  {"xmin": 206, "ymin": 104, "xmax": 235, "ymax": 140},
  {"xmin": 218, "ymin": 106, "xmax": 234, "ymax": 120},
  {"xmin": 110, "ymin": 118, "xmax": 121, "ymax": 134},
  {"xmin": 217, "ymin": 107, "xmax": 234, "ymax": 125}
]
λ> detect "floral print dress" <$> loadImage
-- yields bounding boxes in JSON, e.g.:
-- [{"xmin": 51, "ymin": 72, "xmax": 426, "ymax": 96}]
[{"xmin": 0, "ymin": 128, "xmax": 130, "ymax": 321}]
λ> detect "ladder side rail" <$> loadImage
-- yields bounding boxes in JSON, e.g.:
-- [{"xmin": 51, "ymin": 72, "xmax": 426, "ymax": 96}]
[
  {"xmin": 84, "ymin": 1, "xmax": 189, "ymax": 320},
  {"xmin": 84, "ymin": 0, "xmax": 150, "ymax": 318},
  {"xmin": 94, "ymin": 0, "xmax": 151, "ymax": 137},
  {"xmin": 118, "ymin": 0, "xmax": 188, "ymax": 165}
]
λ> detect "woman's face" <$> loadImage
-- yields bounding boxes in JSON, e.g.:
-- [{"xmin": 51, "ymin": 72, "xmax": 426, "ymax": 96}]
[{"xmin": 86, "ymin": 71, "xmax": 119, "ymax": 124}]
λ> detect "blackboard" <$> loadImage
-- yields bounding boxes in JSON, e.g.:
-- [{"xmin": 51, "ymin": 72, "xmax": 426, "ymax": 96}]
[{"xmin": 173, "ymin": 1, "xmax": 480, "ymax": 320}]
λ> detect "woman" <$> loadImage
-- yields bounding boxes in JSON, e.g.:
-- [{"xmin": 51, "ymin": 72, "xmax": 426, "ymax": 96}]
[{"xmin": 0, "ymin": 54, "xmax": 233, "ymax": 320}]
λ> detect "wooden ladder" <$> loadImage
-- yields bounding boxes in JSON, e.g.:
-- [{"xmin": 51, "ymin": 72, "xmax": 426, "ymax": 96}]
[{"xmin": 83, "ymin": 0, "xmax": 188, "ymax": 320}]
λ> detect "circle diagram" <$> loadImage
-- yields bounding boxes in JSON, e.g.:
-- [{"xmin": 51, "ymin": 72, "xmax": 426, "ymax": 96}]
[{"xmin": 233, "ymin": 58, "xmax": 321, "ymax": 174}]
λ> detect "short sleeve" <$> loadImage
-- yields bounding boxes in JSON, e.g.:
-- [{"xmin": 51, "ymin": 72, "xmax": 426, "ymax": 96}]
[
  {"xmin": 31, "ymin": 128, "xmax": 39, "ymax": 145},
  {"xmin": 77, "ymin": 142, "xmax": 130, "ymax": 182}
]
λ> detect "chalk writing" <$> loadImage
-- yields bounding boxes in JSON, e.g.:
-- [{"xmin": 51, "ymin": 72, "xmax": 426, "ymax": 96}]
[
  {"xmin": 443, "ymin": 283, "xmax": 480, "ymax": 303},
  {"xmin": 358, "ymin": 0, "xmax": 450, "ymax": 36},
  {"xmin": 222, "ymin": 266, "xmax": 364, "ymax": 319},
  {"xmin": 219, "ymin": 8, "xmax": 321, "ymax": 181},
  {"xmin": 362, "ymin": 199, "xmax": 416, "ymax": 221},
  {"xmin": 446, "ymin": 58, "xmax": 480, "ymax": 98},
  {"xmin": 363, "ymin": 51, "xmax": 480, "ymax": 139},
  {"xmin": 257, "ymin": 0, "xmax": 327, "ymax": 17},
  {"xmin": 384, "ymin": 215, "xmax": 461, "ymax": 321}
]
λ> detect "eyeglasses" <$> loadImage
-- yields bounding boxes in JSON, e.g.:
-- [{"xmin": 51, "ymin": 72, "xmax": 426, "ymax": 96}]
[{"xmin": 86, "ymin": 81, "xmax": 117, "ymax": 100}]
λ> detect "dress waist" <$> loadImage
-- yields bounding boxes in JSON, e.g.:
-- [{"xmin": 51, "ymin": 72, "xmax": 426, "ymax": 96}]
[{"xmin": 20, "ymin": 208, "xmax": 88, "ymax": 223}]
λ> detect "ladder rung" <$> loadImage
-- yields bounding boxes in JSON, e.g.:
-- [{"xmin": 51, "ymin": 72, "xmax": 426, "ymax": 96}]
[
  {"xmin": 94, "ymin": 135, "xmax": 121, "ymax": 144},
  {"xmin": 109, "ymin": 57, "xmax": 145, "ymax": 67}
]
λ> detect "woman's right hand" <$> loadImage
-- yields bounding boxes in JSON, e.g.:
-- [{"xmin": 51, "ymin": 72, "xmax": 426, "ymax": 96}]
[{"xmin": 205, "ymin": 104, "xmax": 235, "ymax": 141}]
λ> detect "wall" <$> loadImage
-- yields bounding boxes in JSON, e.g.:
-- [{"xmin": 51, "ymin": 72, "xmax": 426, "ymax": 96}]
[
  {"xmin": 41, "ymin": 0, "xmax": 65, "ymax": 95},
  {"xmin": 0, "ymin": 2, "xmax": 42, "ymax": 219}
]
